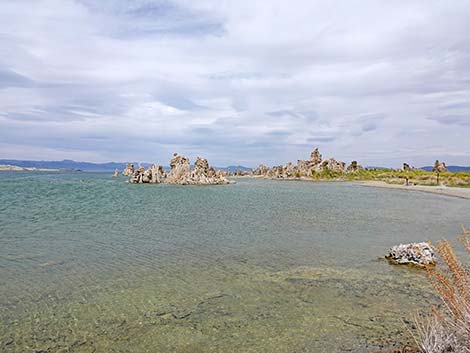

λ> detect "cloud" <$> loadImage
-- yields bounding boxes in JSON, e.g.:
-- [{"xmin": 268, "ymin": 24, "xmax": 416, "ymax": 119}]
[
  {"xmin": 428, "ymin": 115, "xmax": 470, "ymax": 126},
  {"xmin": 267, "ymin": 110, "xmax": 300, "ymax": 118},
  {"xmin": 0, "ymin": 0, "xmax": 470, "ymax": 166},
  {"xmin": 308, "ymin": 136, "xmax": 336, "ymax": 142},
  {"xmin": 356, "ymin": 113, "xmax": 387, "ymax": 132},
  {"xmin": 0, "ymin": 69, "xmax": 34, "ymax": 88}
]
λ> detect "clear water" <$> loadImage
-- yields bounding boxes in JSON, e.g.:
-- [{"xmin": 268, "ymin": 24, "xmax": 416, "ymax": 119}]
[{"xmin": 1, "ymin": 172, "xmax": 469, "ymax": 352}]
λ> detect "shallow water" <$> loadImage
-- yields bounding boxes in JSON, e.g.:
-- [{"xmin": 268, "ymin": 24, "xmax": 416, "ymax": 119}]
[{"xmin": 0, "ymin": 172, "xmax": 469, "ymax": 352}]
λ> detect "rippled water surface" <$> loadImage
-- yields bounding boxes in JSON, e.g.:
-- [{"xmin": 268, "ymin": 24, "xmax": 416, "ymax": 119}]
[{"xmin": 1, "ymin": 172, "xmax": 469, "ymax": 352}]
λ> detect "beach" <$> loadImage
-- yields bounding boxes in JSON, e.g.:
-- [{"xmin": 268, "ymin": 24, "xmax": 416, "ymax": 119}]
[{"xmin": 359, "ymin": 180, "xmax": 470, "ymax": 200}]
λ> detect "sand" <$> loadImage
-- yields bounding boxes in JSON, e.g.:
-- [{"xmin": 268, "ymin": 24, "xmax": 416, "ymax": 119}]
[{"xmin": 358, "ymin": 180, "xmax": 470, "ymax": 200}]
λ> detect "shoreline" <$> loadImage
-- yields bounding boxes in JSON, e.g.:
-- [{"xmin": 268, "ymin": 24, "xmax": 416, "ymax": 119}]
[
  {"xmin": 0, "ymin": 166, "xmax": 61, "ymax": 172},
  {"xmin": 357, "ymin": 180, "xmax": 470, "ymax": 200},
  {"xmin": 236, "ymin": 176, "xmax": 470, "ymax": 200}
]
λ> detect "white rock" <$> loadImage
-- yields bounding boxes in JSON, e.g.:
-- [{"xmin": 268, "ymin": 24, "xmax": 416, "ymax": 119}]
[{"xmin": 386, "ymin": 242, "xmax": 435, "ymax": 266}]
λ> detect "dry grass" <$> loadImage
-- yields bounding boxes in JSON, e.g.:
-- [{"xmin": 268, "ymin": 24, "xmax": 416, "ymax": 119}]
[
  {"xmin": 344, "ymin": 170, "xmax": 470, "ymax": 187},
  {"xmin": 412, "ymin": 226, "xmax": 470, "ymax": 353},
  {"xmin": 458, "ymin": 226, "xmax": 470, "ymax": 252},
  {"xmin": 412, "ymin": 310, "xmax": 455, "ymax": 353}
]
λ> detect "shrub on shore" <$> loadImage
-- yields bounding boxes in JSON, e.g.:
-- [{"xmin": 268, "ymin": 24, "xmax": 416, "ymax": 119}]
[
  {"xmin": 411, "ymin": 226, "xmax": 470, "ymax": 353},
  {"xmin": 343, "ymin": 169, "xmax": 470, "ymax": 187}
]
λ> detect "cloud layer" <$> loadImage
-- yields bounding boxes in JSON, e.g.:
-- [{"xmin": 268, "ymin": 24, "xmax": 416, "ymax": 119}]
[{"xmin": 1, "ymin": 0, "xmax": 469, "ymax": 167}]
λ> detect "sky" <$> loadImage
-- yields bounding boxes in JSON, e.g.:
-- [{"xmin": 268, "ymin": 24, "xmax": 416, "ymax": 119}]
[{"xmin": 0, "ymin": 0, "xmax": 469, "ymax": 167}]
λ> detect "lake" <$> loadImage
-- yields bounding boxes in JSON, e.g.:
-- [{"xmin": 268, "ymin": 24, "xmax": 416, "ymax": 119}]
[{"xmin": 1, "ymin": 172, "xmax": 469, "ymax": 352}]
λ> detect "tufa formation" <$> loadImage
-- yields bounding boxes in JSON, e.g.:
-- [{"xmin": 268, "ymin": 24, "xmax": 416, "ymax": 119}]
[
  {"xmin": 127, "ymin": 153, "xmax": 231, "ymax": 185},
  {"xmin": 252, "ymin": 147, "xmax": 362, "ymax": 178}
]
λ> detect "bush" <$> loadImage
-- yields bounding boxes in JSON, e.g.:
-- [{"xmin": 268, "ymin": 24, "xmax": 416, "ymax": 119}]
[{"xmin": 412, "ymin": 226, "xmax": 470, "ymax": 353}]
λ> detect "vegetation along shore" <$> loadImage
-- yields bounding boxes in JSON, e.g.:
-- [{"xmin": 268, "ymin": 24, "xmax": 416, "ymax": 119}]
[{"xmin": 231, "ymin": 148, "xmax": 470, "ymax": 193}]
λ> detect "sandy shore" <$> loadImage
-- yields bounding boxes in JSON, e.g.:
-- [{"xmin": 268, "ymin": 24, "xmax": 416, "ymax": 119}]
[{"xmin": 358, "ymin": 180, "xmax": 470, "ymax": 199}]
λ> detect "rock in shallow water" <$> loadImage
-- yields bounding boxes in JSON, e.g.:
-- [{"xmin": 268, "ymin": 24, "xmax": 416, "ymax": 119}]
[{"xmin": 386, "ymin": 242, "xmax": 435, "ymax": 266}]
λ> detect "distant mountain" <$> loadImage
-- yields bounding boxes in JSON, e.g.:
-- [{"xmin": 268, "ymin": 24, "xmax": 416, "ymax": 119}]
[
  {"xmin": 218, "ymin": 165, "xmax": 253, "ymax": 172},
  {"xmin": 420, "ymin": 165, "xmax": 470, "ymax": 172},
  {"xmin": 364, "ymin": 166, "xmax": 392, "ymax": 170},
  {"xmin": 0, "ymin": 159, "xmax": 252, "ymax": 172},
  {"xmin": 0, "ymin": 159, "xmax": 150, "ymax": 171}
]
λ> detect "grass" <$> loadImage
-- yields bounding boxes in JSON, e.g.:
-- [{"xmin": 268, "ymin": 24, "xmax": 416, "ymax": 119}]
[
  {"xmin": 411, "ymin": 226, "xmax": 470, "ymax": 353},
  {"xmin": 341, "ymin": 169, "xmax": 470, "ymax": 187}
]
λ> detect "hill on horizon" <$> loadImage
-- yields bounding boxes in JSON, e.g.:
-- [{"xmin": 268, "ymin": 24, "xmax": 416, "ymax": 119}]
[
  {"xmin": 420, "ymin": 165, "xmax": 470, "ymax": 172},
  {"xmin": 3, "ymin": 159, "xmax": 470, "ymax": 173},
  {"xmin": 0, "ymin": 159, "xmax": 253, "ymax": 172}
]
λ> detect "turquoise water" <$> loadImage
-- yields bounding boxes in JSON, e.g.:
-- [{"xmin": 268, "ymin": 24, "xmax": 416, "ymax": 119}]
[{"xmin": 1, "ymin": 172, "xmax": 469, "ymax": 352}]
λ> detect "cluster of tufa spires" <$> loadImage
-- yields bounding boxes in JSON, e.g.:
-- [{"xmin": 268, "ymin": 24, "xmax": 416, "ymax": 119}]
[
  {"xmin": 252, "ymin": 147, "xmax": 362, "ymax": 178},
  {"xmin": 117, "ymin": 153, "xmax": 231, "ymax": 185},
  {"xmin": 114, "ymin": 147, "xmax": 451, "ymax": 183},
  {"xmin": 402, "ymin": 160, "xmax": 448, "ymax": 172}
]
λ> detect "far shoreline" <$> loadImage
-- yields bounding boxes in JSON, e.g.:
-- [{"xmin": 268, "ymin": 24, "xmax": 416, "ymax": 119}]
[
  {"xmin": 233, "ymin": 175, "xmax": 470, "ymax": 199},
  {"xmin": 0, "ymin": 165, "xmax": 62, "ymax": 172},
  {"xmin": 357, "ymin": 180, "xmax": 470, "ymax": 200}
]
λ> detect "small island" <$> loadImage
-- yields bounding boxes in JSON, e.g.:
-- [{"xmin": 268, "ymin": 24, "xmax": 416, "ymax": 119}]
[{"xmin": 121, "ymin": 153, "xmax": 232, "ymax": 185}]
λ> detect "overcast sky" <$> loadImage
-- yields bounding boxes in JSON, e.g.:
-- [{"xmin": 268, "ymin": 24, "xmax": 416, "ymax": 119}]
[{"xmin": 0, "ymin": 0, "xmax": 469, "ymax": 167}]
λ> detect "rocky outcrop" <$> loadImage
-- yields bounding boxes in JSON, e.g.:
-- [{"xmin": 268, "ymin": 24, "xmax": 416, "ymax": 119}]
[
  {"xmin": 253, "ymin": 164, "xmax": 269, "ymax": 176},
  {"xmin": 129, "ymin": 164, "xmax": 166, "ymax": 184},
  {"xmin": 347, "ymin": 161, "xmax": 363, "ymax": 172},
  {"xmin": 301, "ymin": 150, "xmax": 346, "ymax": 175},
  {"xmin": 128, "ymin": 154, "xmax": 231, "ymax": 185},
  {"xmin": 402, "ymin": 163, "xmax": 412, "ymax": 171},
  {"xmin": 193, "ymin": 156, "xmax": 209, "ymax": 175},
  {"xmin": 150, "ymin": 164, "xmax": 165, "ymax": 183},
  {"xmin": 386, "ymin": 242, "xmax": 435, "ymax": 267},
  {"xmin": 254, "ymin": 147, "xmax": 350, "ymax": 179},
  {"xmin": 266, "ymin": 162, "xmax": 296, "ymax": 178},
  {"xmin": 320, "ymin": 158, "xmax": 346, "ymax": 173},
  {"xmin": 166, "ymin": 153, "xmax": 191, "ymax": 184},
  {"xmin": 129, "ymin": 166, "xmax": 145, "ymax": 184},
  {"xmin": 233, "ymin": 169, "xmax": 252, "ymax": 176},
  {"xmin": 113, "ymin": 169, "xmax": 119, "ymax": 177},
  {"xmin": 122, "ymin": 163, "xmax": 135, "ymax": 176},
  {"xmin": 183, "ymin": 156, "xmax": 231, "ymax": 185},
  {"xmin": 310, "ymin": 148, "xmax": 322, "ymax": 165},
  {"xmin": 433, "ymin": 160, "xmax": 447, "ymax": 173}
]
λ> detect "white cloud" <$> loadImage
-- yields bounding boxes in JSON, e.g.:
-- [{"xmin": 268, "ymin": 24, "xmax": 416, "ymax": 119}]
[{"xmin": 0, "ymin": 0, "xmax": 469, "ymax": 167}]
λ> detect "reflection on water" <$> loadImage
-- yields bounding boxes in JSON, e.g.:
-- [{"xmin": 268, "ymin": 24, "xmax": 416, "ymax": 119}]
[{"xmin": 0, "ymin": 173, "xmax": 469, "ymax": 352}]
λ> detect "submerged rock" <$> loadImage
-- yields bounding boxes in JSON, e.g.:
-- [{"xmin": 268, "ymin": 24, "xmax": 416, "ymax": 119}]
[{"xmin": 386, "ymin": 242, "xmax": 435, "ymax": 267}]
